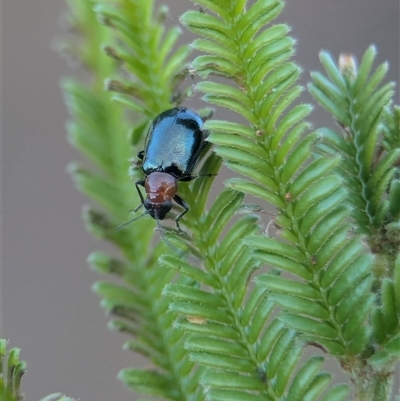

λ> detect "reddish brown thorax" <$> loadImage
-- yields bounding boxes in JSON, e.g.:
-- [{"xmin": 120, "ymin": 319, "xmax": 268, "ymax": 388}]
[{"xmin": 145, "ymin": 172, "xmax": 178, "ymax": 203}]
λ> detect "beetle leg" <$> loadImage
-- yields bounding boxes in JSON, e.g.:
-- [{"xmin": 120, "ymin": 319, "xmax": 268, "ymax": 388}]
[
  {"xmin": 198, "ymin": 172, "xmax": 217, "ymax": 178},
  {"xmin": 137, "ymin": 150, "xmax": 144, "ymax": 160},
  {"xmin": 179, "ymin": 175, "xmax": 196, "ymax": 182},
  {"xmin": 173, "ymin": 194, "xmax": 189, "ymax": 233},
  {"xmin": 179, "ymin": 173, "xmax": 216, "ymax": 182},
  {"xmin": 134, "ymin": 179, "xmax": 146, "ymax": 211}
]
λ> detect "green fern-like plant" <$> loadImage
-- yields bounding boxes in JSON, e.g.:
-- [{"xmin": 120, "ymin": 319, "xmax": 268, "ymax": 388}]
[
  {"xmin": 0, "ymin": 340, "xmax": 26, "ymax": 401},
  {"xmin": 57, "ymin": 0, "xmax": 399, "ymax": 400},
  {"xmin": 179, "ymin": 1, "xmax": 399, "ymax": 399},
  {"xmin": 308, "ymin": 47, "xmax": 400, "ymax": 398},
  {"xmin": 308, "ymin": 48, "xmax": 399, "ymax": 261},
  {"xmin": 61, "ymin": 0, "xmax": 205, "ymax": 399},
  {"xmin": 0, "ymin": 339, "xmax": 75, "ymax": 401}
]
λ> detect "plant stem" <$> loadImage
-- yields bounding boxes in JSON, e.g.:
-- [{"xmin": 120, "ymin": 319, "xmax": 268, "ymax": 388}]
[{"xmin": 344, "ymin": 358, "xmax": 395, "ymax": 401}]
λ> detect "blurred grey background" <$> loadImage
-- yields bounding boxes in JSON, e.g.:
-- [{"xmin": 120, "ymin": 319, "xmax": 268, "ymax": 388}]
[{"xmin": 3, "ymin": 1, "xmax": 399, "ymax": 400}]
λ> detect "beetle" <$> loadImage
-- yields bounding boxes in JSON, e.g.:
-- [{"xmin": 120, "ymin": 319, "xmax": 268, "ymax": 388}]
[{"xmin": 132, "ymin": 107, "xmax": 209, "ymax": 232}]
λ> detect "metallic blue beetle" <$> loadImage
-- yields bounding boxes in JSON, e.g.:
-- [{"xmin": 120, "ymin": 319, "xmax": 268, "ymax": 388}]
[{"xmin": 135, "ymin": 107, "xmax": 208, "ymax": 231}]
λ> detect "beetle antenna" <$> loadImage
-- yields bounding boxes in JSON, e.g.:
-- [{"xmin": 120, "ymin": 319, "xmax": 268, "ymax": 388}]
[
  {"xmin": 155, "ymin": 219, "xmax": 174, "ymax": 250},
  {"xmin": 115, "ymin": 211, "xmax": 149, "ymax": 231}
]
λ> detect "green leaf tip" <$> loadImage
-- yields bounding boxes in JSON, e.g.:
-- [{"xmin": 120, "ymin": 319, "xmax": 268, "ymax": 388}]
[
  {"xmin": 39, "ymin": 394, "xmax": 76, "ymax": 401},
  {"xmin": 0, "ymin": 340, "xmax": 32, "ymax": 401},
  {"xmin": 311, "ymin": 45, "xmax": 398, "ymax": 226}
]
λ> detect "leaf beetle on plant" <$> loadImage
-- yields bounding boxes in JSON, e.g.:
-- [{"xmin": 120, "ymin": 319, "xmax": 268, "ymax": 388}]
[{"xmin": 121, "ymin": 107, "xmax": 211, "ymax": 232}]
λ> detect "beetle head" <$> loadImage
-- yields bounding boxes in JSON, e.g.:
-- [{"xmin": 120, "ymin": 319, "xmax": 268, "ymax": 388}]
[{"xmin": 144, "ymin": 198, "xmax": 172, "ymax": 220}]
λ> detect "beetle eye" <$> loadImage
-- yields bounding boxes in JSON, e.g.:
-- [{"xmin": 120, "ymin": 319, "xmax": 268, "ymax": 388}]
[{"xmin": 143, "ymin": 199, "xmax": 152, "ymax": 211}]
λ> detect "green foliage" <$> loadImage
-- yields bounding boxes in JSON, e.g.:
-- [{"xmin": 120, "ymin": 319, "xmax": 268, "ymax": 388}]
[
  {"xmin": 161, "ymin": 185, "xmax": 342, "ymax": 401},
  {"xmin": 369, "ymin": 255, "xmax": 400, "ymax": 369},
  {"xmin": 62, "ymin": 0, "xmax": 205, "ymax": 399},
  {"xmin": 180, "ymin": 1, "xmax": 399, "ymax": 400},
  {"xmin": 182, "ymin": 0, "xmax": 369, "ymax": 358},
  {"xmin": 308, "ymin": 48, "xmax": 400, "ymax": 386},
  {"xmin": 0, "ymin": 340, "xmax": 25, "ymax": 401},
  {"xmin": 58, "ymin": 0, "xmax": 399, "ymax": 400},
  {"xmin": 308, "ymin": 47, "xmax": 400, "ymax": 261},
  {"xmin": 172, "ymin": 0, "xmax": 363, "ymax": 399},
  {"xmin": 0, "ymin": 340, "xmax": 75, "ymax": 401}
]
